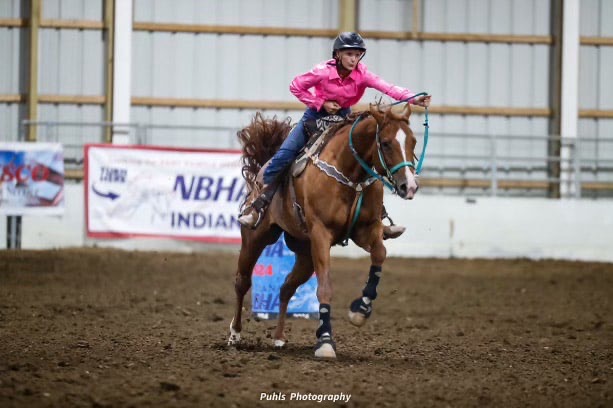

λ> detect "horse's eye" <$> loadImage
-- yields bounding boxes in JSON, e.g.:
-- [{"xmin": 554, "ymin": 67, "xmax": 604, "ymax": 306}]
[{"xmin": 381, "ymin": 141, "xmax": 391, "ymax": 150}]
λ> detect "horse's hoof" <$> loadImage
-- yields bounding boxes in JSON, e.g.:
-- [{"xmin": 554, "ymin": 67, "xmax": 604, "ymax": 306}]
[
  {"xmin": 228, "ymin": 332, "xmax": 241, "ymax": 346},
  {"xmin": 314, "ymin": 334, "xmax": 336, "ymax": 359},
  {"xmin": 348, "ymin": 297, "xmax": 372, "ymax": 327},
  {"xmin": 314, "ymin": 342, "xmax": 336, "ymax": 358},
  {"xmin": 273, "ymin": 339, "xmax": 286, "ymax": 349},
  {"xmin": 348, "ymin": 310, "xmax": 367, "ymax": 327},
  {"xmin": 228, "ymin": 319, "xmax": 241, "ymax": 346}
]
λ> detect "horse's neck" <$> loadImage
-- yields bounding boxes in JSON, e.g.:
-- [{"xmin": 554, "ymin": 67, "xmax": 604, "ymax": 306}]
[{"xmin": 325, "ymin": 118, "xmax": 377, "ymax": 182}]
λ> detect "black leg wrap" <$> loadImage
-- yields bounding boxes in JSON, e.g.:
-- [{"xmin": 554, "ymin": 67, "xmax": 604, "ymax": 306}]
[
  {"xmin": 362, "ymin": 265, "xmax": 381, "ymax": 300},
  {"xmin": 316, "ymin": 303, "xmax": 332, "ymax": 339},
  {"xmin": 349, "ymin": 297, "xmax": 372, "ymax": 318}
]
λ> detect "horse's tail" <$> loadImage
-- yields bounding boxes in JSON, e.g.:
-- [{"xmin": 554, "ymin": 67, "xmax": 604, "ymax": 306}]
[{"xmin": 237, "ymin": 112, "xmax": 292, "ymax": 196}]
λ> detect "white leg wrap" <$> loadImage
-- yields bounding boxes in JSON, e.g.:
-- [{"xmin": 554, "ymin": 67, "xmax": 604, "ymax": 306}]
[
  {"xmin": 273, "ymin": 339, "xmax": 286, "ymax": 348},
  {"xmin": 227, "ymin": 319, "xmax": 241, "ymax": 346}
]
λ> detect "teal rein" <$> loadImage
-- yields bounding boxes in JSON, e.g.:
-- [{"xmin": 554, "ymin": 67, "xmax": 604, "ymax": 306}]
[{"xmin": 340, "ymin": 92, "xmax": 430, "ymax": 246}]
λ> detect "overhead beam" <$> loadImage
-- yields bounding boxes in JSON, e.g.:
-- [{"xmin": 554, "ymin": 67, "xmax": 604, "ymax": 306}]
[{"xmin": 132, "ymin": 22, "xmax": 552, "ymax": 44}]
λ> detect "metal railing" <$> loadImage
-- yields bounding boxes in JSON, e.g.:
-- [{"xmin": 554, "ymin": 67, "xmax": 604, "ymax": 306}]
[{"xmin": 20, "ymin": 120, "xmax": 613, "ymax": 199}]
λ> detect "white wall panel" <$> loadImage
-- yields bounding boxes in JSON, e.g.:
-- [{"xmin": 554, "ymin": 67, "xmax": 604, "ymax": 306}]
[
  {"xmin": 39, "ymin": 28, "xmax": 104, "ymax": 95},
  {"xmin": 42, "ymin": 0, "xmax": 103, "ymax": 20},
  {"xmin": 467, "ymin": 0, "xmax": 489, "ymax": 33},
  {"xmin": 422, "ymin": 0, "xmax": 549, "ymax": 35},
  {"xmin": 0, "ymin": 0, "xmax": 24, "ymax": 140},
  {"xmin": 602, "ymin": 0, "xmax": 613, "ymax": 36},
  {"xmin": 598, "ymin": 48, "xmax": 613, "ymax": 110},
  {"xmin": 359, "ymin": 0, "xmax": 413, "ymax": 32},
  {"xmin": 0, "ymin": 28, "xmax": 23, "ymax": 93},
  {"xmin": 0, "ymin": 104, "xmax": 22, "ymax": 141},
  {"xmin": 579, "ymin": 0, "xmax": 613, "ymax": 141},
  {"xmin": 0, "ymin": 0, "xmax": 22, "ymax": 18},
  {"xmin": 134, "ymin": 0, "xmax": 337, "ymax": 29},
  {"xmin": 132, "ymin": 33, "xmax": 330, "ymax": 101}
]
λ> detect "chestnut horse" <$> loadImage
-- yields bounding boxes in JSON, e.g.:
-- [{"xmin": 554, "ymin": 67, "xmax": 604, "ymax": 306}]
[{"xmin": 229, "ymin": 103, "xmax": 420, "ymax": 358}]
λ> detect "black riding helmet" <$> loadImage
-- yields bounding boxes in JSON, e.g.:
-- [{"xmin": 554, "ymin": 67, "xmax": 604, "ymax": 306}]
[{"xmin": 332, "ymin": 32, "xmax": 367, "ymax": 59}]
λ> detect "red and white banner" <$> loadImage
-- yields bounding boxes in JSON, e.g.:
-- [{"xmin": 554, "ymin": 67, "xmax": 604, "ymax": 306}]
[
  {"xmin": 85, "ymin": 144, "xmax": 245, "ymax": 243},
  {"xmin": 0, "ymin": 142, "xmax": 64, "ymax": 215}
]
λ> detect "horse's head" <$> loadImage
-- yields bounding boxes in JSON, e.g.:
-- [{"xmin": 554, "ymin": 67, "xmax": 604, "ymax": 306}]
[{"xmin": 369, "ymin": 103, "xmax": 419, "ymax": 199}]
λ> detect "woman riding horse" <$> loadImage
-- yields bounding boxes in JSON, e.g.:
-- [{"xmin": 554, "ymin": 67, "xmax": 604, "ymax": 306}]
[
  {"xmin": 230, "ymin": 101, "xmax": 423, "ymax": 358},
  {"xmin": 238, "ymin": 32, "xmax": 432, "ymax": 237}
]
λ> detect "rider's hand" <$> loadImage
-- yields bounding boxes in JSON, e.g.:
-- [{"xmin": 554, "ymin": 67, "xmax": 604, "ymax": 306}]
[
  {"xmin": 415, "ymin": 95, "xmax": 432, "ymax": 108},
  {"xmin": 323, "ymin": 100, "xmax": 341, "ymax": 115}
]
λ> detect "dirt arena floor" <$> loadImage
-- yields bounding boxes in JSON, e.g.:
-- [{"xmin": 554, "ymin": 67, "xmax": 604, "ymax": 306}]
[{"xmin": 0, "ymin": 248, "xmax": 611, "ymax": 407}]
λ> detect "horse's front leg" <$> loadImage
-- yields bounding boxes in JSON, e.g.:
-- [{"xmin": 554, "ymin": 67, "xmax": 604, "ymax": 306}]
[
  {"xmin": 310, "ymin": 222, "xmax": 336, "ymax": 358},
  {"xmin": 348, "ymin": 224, "xmax": 386, "ymax": 327}
]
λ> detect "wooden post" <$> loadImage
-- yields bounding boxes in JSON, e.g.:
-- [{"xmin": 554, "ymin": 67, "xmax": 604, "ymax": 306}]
[
  {"xmin": 412, "ymin": 0, "xmax": 421, "ymax": 36},
  {"xmin": 104, "ymin": 0, "xmax": 115, "ymax": 143},
  {"xmin": 339, "ymin": 0, "xmax": 357, "ymax": 33},
  {"xmin": 548, "ymin": 0, "xmax": 563, "ymax": 198},
  {"xmin": 27, "ymin": 0, "xmax": 40, "ymax": 142}
]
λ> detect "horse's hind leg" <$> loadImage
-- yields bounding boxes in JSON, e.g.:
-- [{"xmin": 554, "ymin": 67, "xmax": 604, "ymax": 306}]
[
  {"xmin": 229, "ymin": 225, "xmax": 282, "ymax": 346},
  {"xmin": 348, "ymin": 226, "xmax": 387, "ymax": 327},
  {"xmin": 273, "ymin": 249, "xmax": 313, "ymax": 348}
]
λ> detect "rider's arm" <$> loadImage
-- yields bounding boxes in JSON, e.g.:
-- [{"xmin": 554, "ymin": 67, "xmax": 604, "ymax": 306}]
[
  {"xmin": 289, "ymin": 63, "xmax": 327, "ymax": 111},
  {"xmin": 363, "ymin": 70, "xmax": 419, "ymax": 104}
]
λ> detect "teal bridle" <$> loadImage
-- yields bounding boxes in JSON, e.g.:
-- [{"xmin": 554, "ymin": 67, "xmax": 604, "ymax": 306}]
[{"xmin": 348, "ymin": 93, "xmax": 430, "ymax": 194}]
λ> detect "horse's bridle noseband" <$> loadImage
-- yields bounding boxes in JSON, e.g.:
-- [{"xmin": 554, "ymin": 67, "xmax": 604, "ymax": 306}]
[{"xmin": 348, "ymin": 103, "xmax": 429, "ymax": 195}]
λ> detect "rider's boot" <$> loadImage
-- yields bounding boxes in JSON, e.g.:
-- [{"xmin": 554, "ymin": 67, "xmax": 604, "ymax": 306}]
[
  {"xmin": 382, "ymin": 205, "xmax": 406, "ymax": 240},
  {"xmin": 238, "ymin": 183, "xmax": 277, "ymax": 229}
]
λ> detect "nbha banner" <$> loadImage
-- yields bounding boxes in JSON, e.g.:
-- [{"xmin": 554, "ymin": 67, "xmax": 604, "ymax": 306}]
[
  {"xmin": 0, "ymin": 143, "xmax": 64, "ymax": 215},
  {"xmin": 85, "ymin": 144, "xmax": 246, "ymax": 243}
]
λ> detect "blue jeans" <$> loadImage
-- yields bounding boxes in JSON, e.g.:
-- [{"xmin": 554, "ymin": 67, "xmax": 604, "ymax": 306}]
[{"xmin": 263, "ymin": 107, "xmax": 350, "ymax": 185}]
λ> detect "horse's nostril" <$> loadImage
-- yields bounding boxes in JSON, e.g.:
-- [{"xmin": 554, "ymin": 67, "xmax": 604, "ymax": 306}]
[{"xmin": 399, "ymin": 183, "xmax": 408, "ymax": 196}]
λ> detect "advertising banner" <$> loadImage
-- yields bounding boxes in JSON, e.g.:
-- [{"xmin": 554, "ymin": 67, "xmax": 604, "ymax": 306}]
[
  {"xmin": 252, "ymin": 234, "xmax": 318, "ymax": 319},
  {"xmin": 85, "ymin": 144, "xmax": 245, "ymax": 243},
  {"xmin": 0, "ymin": 143, "xmax": 64, "ymax": 215}
]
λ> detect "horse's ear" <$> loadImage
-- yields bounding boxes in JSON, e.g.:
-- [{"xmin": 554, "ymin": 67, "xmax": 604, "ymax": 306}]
[
  {"xmin": 403, "ymin": 102, "xmax": 412, "ymax": 120},
  {"xmin": 369, "ymin": 103, "xmax": 385, "ymax": 124}
]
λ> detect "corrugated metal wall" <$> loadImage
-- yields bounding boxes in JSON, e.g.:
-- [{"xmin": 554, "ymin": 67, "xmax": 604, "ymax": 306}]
[
  {"xmin": 0, "ymin": 0, "xmax": 25, "ymax": 141},
  {"xmin": 131, "ymin": 0, "xmax": 338, "ymax": 148},
  {"xmin": 36, "ymin": 0, "xmax": 105, "ymax": 160},
  {"xmin": 131, "ymin": 0, "xmax": 551, "ymax": 138},
  {"xmin": 0, "ymin": 0, "xmax": 611, "ymax": 194},
  {"xmin": 579, "ymin": 0, "xmax": 613, "ymax": 180}
]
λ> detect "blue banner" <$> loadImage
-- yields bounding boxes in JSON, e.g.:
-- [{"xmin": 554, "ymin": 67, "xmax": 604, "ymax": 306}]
[{"xmin": 251, "ymin": 234, "xmax": 318, "ymax": 319}]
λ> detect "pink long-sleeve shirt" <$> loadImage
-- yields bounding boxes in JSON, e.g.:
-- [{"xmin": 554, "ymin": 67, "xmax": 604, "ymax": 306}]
[{"xmin": 289, "ymin": 59, "xmax": 416, "ymax": 112}]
